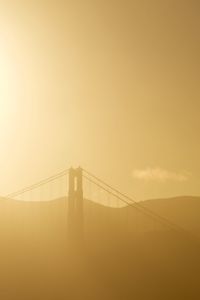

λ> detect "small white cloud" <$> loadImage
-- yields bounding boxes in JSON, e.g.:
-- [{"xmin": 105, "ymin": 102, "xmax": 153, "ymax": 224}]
[{"xmin": 132, "ymin": 167, "xmax": 190, "ymax": 182}]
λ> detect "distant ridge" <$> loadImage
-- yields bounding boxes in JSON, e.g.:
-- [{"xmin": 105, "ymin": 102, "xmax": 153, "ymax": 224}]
[{"xmin": 0, "ymin": 195, "xmax": 199, "ymax": 236}]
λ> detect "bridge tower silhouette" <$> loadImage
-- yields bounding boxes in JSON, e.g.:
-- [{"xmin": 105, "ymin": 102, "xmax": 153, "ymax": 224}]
[
  {"xmin": 4, "ymin": 166, "xmax": 191, "ymax": 246},
  {"xmin": 67, "ymin": 167, "xmax": 84, "ymax": 242}
]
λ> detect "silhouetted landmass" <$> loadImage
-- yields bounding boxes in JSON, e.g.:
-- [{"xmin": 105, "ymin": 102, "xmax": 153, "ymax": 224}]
[{"xmin": 0, "ymin": 196, "xmax": 199, "ymax": 299}]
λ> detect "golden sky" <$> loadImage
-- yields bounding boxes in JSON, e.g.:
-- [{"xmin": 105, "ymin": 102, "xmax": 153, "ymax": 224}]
[{"xmin": 0, "ymin": 0, "xmax": 199, "ymax": 200}]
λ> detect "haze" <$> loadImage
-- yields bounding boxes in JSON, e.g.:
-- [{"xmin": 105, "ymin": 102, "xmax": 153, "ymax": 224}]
[{"xmin": 0, "ymin": 0, "xmax": 199, "ymax": 200}]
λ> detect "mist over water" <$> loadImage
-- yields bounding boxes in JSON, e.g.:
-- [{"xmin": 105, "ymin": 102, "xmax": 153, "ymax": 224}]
[{"xmin": 0, "ymin": 169, "xmax": 200, "ymax": 299}]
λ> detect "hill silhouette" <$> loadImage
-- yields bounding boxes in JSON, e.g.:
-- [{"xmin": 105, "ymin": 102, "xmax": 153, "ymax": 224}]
[
  {"xmin": 142, "ymin": 196, "xmax": 200, "ymax": 235},
  {"xmin": 0, "ymin": 195, "xmax": 199, "ymax": 299},
  {"xmin": 1, "ymin": 195, "xmax": 199, "ymax": 236}
]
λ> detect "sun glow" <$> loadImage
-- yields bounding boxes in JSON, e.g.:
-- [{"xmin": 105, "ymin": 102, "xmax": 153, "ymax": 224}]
[{"xmin": 0, "ymin": 33, "xmax": 20, "ymax": 126}]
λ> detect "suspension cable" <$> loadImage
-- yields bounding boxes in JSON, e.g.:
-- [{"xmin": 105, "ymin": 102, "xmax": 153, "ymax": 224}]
[
  {"xmin": 83, "ymin": 169, "xmax": 185, "ymax": 228},
  {"xmin": 83, "ymin": 174, "xmax": 188, "ymax": 233},
  {"xmin": 5, "ymin": 169, "xmax": 69, "ymax": 199}
]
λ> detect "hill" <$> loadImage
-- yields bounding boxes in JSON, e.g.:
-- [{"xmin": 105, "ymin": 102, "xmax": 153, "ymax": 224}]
[{"xmin": 141, "ymin": 196, "xmax": 200, "ymax": 235}]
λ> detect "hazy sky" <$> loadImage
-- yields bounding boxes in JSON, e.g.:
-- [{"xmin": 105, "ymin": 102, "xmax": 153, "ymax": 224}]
[{"xmin": 0, "ymin": 0, "xmax": 199, "ymax": 200}]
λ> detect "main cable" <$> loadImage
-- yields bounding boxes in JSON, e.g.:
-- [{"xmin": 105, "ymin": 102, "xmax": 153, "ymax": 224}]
[
  {"xmin": 83, "ymin": 169, "xmax": 176, "ymax": 225},
  {"xmin": 5, "ymin": 169, "xmax": 69, "ymax": 199},
  {"xmin": 83, "ymin": 169, "xmax": 185, "ymax": 227},
  {"xmin": 83, "ymin": 175, "xmax": 186, "ymax": 233}
]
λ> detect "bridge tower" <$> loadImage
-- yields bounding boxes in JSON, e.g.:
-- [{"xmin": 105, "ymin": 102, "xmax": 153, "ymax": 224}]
[{"xmin": 67, "ymin": 167, "xmax": 84, "ymax": 243}]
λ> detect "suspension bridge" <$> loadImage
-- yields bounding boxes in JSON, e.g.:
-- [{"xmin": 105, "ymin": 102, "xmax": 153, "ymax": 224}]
[{"xmin": 3, "ymin": 167, "xmax": 191, "ymax": 243}]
